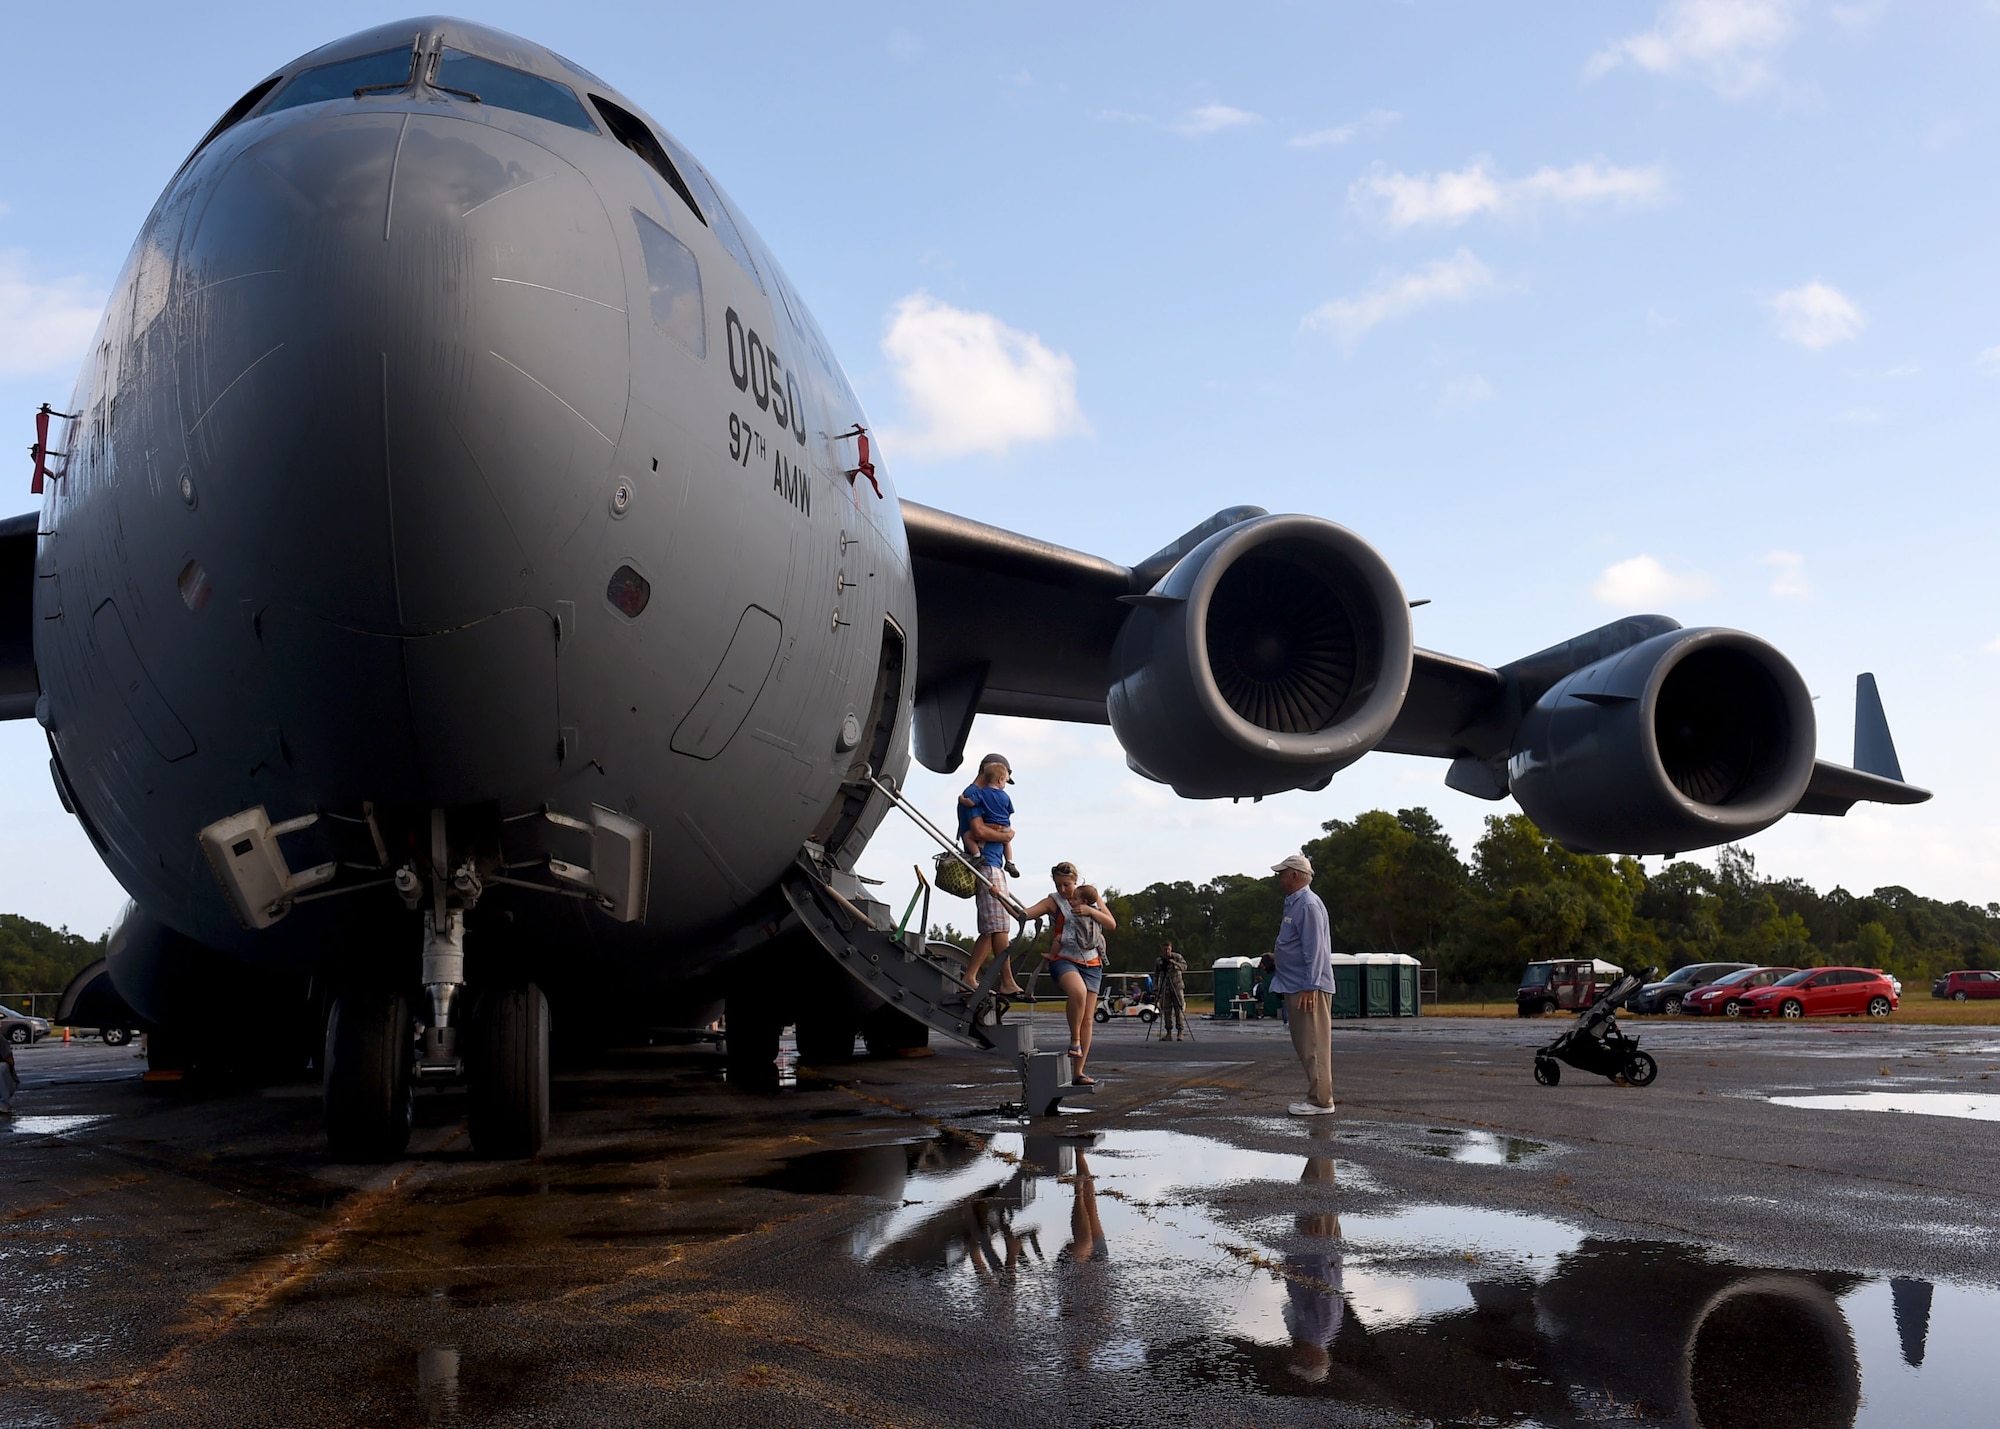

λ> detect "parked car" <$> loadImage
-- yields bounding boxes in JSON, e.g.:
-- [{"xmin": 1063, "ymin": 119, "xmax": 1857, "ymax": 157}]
[
  {"xmin": 1684, "ymin": 966, "xmax": 1799, "ymax": 1017},
  {"xmin": 1739, "ymin": 967, "xmax": 1898, "ymax": 1019},
  {"xmin": 1933, "ymin": 970, "xmax": 2000, "ymax": 1001},
  {"xmin": 2, "ymin": 1006, "xmax": 52, "ymax": 1044},
  {"xmin": 1628, "ymin": 963, "xmax": 1757, "ymax": 1016},
  {"xmin": 1517, "ymin": 958, "xmax": 1624, "ymax": 1016}
]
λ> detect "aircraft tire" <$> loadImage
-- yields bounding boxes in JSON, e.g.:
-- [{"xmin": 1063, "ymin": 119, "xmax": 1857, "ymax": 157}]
[
  {"xmin": 323, "ymin": 991, "xmax": 414, "ymax": 1162},
  {"xmin": 467, "ymin": 984, "xmax": 550, "ymax": 1158},
  {"xmin": 794, "ymin": 1012, "xmax": 858, "ymax": 1066},
  {"xmin": 859, "ymin": 1005, "xmax": 931, "ymax": 1059},
  {"xmin": 724, "ymin": 1005, "xmax": 784, "ymax": 1088}
]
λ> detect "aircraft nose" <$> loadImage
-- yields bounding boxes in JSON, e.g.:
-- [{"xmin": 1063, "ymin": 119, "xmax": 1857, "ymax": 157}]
[{"xmin": 172, "ymin": 105, "xmax": 631, "ymax": 634}]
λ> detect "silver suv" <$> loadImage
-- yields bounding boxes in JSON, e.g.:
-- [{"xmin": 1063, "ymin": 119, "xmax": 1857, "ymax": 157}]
[{"xmin": 2, "ymin": 1006, "xmax": 52, "ymax": 1045}]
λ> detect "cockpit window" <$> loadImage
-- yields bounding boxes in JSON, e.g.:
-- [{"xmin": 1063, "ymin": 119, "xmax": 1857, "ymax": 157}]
[
  {"xmin": 589, "ymin": 96, "xmax": 708, "ymax": 229},
  {"xmin": 634, "ymin": 211, "xmax": 705, "ymax": 357},
  {"xmin": 187, "ymin": 76, "xmax": 282, "ymax": 161},
  {"xmin": 261, "ymin": 46, "xmax": 595, "ymax": 133},
  {"xmin": 661, "ymin": 141, "xmax": 765, "ymax": 294},
  {"xmin": 263, "ymin": 48, "xmax": 415, "ymax": 115},
  {"xmin": 434, "ymin": 50, "xmax": 595, "ymax": 131}
]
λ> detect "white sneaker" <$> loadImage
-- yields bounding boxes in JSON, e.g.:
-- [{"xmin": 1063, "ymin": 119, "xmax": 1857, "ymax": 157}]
[{"xmin": 1288, "ymin": 1100, "xmax": 1337, "ymax": 1116}]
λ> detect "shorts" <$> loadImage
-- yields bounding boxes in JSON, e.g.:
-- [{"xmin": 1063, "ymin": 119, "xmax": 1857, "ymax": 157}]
[
  {"xmin": 975, "ymin": 866, "xmax": 1010, "ymax": 936},
  {"xmin": 1050, "ymin": 957, "xmax": 1103, "ymax": 994}
]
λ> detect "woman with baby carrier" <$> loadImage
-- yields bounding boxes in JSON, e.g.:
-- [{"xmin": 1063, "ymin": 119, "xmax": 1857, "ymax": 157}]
[{"xmin": 1020, "ymin": 863, "xmax": 1118, "ymax": 1086}]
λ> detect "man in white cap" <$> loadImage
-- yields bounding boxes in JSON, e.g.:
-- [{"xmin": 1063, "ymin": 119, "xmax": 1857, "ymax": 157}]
[{"xmin": 1271, "ymin": 852, "xmax": 1335, "ymax": 1115}]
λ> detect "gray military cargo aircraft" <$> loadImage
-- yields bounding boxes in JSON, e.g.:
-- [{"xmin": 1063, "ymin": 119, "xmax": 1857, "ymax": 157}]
[{"xmin": 9, "ymin": 18, "xmax": 1927, "ymax": 1159}]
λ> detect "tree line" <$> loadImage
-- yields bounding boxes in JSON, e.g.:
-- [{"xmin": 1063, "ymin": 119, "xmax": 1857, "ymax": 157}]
[
  {"xmin": 0, "ymin": 915, "xmax": 106, "ymax": 1005},
  {"xmin": 964, "ymin": 810, "xmax": 1996, "ymax": 989}
]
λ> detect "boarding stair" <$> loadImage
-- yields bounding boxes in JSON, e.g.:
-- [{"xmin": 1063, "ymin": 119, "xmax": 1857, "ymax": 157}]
[{"xmin": 782, "ymin": 772, "xmax": 1091, "ymax": 1115}]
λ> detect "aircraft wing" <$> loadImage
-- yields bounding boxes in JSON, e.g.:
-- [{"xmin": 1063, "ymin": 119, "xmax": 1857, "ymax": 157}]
[{"xmin": 903, "ymin": 499, "xmax": 1932, "ymax": 825}]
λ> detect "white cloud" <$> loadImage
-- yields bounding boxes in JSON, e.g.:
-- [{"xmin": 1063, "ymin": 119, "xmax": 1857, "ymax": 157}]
[
  {"xmin": 1586, "ymin": 0, "xmax": 1802, "ymax": 98},
  {"xmin": 1985, "ymin": 635, "xmax": 2000, "ymax": 655},
  {"xmin": 1171, "ymin": 103, "xmax": 1262, "ymax": 136},
  {"xmin": 1591, "ymin": 554, "xmax": 1719, "ymax": 607},
  {"xmin": 881, "ymin": 293, "xmax": 1090, "ymax": 459},
  {"xmin": 1764, "ymin": 550, "xmax": 1810, "ymax": 599},
  {"xmin": 1288, "ymin": 109, "xmax": 1399, "ymax": 149},
  {"xmin": 1768, "ymin": 280, "xmax": 1865, "ymax": 350},
  {"xmin": 1976, "ymin": 347, "xmax": 2000, "ymax": 376},
  {"xmin": 1351, "ymin": 160, "xmax": 1669, "ymax": 231},
  {"xmin": 1301, "ymin": 249, "xmax": 1496, "ymax": 350},
  {"xmin": 0, "ymin": 251, "xmax": 105, "ymax": 379}
]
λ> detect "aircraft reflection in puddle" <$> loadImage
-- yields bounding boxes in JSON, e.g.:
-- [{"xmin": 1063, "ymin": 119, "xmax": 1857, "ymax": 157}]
[
  {"xmin": 763, "ymin": 1127, "xmax": 1991, "ymax": 1427},
  {"xmin": 2, "ymin": 1114, "xmax": 108, "ymax": 1136},
  {"xmin": 1770, "ymin": 1091, "xmax": 2000, "ymax": 1122},
  {"xmin": 1416, "ymin": 1127, "xmax": 1550, "ymax": 1165}
]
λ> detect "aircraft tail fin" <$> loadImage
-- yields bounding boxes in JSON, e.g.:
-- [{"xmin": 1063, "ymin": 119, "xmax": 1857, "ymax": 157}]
[{"xmin": 1854, "ymin": 673, "xmax": 1905, "ymax": 781}]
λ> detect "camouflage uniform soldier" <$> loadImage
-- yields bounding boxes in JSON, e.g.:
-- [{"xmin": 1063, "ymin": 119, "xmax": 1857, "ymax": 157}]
[{"xmin": 1155, "ymin": 942, "xmax": 1188, "ymax": 1040}]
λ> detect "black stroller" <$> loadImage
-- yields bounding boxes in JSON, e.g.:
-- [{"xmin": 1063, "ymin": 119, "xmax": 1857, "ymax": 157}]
[{"xmin": 1532, "ymin": 974, "xmax": 1658, "ymax": 1087}]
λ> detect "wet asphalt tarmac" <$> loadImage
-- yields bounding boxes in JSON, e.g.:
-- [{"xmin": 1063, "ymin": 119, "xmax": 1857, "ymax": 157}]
[{"xmin": 4, "ymin": 1012, "xmax": 1997, "ymax": 1428}]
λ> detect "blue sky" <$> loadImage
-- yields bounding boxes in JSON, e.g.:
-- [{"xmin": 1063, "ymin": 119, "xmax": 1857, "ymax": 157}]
[{"xmin": 2, "ymin": 1, "xmax": 1996, "ymax": 937}]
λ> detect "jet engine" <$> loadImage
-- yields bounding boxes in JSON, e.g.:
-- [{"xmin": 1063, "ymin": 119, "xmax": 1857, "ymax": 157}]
[
  {"xmin": 1107, "ymin": 514, "xmax": 1414, "ymax": 798},
  {"xmin": 1507, "ymin": 627, "xmax": 1817, "ymax": 854}
]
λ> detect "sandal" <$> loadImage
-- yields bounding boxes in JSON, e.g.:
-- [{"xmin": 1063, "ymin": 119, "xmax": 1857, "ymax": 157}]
[{"xmin": 1073, "ymin": 1074, "xmax": 1098, "ymax": 1086}]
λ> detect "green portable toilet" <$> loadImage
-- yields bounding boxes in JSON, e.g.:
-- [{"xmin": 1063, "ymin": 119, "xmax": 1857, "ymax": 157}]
[
  {"xmin": 1329, "ymin": 956, "xmax": 1363, "ymax": 1017},
  {"xmin": 1392, "ymin": 961, "xmax": 1421, "ymax": 1017},
  {"xmin": 1211, "ymin": 957, "xmax": 1255, "ymax": 1018},
  {"xmin": 1366, "ymin": 962, "xmax": 1393, "ymax": 1017}
]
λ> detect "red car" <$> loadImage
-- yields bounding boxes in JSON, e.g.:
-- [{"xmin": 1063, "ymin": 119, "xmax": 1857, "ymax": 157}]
[
  {"xmin": 1684, "ymin": 966, "xmax": 1799, "ymax": 1017},
  {"xmin": 1933, "ymin": 970, "xmax": 2000, "ymax": 1001},
  {"xmin": 1738, "ymin": 967, "xmax": 1898, "ymax": 1019}
]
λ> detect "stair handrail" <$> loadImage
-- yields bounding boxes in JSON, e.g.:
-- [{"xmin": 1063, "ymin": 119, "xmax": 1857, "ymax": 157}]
[{"xmin": 867, "ymin": 772, "xmax": 1032, "ymax": 925}]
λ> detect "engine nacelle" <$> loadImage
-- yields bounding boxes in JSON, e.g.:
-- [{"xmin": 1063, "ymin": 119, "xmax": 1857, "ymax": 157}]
[
  {"xmin": 1508, "ymin": 627, "xmax": 1817, "ymax": 854},
  {"xmin": 1107, "ymin": 515, "xmax": 1413, "ymax": 799}
]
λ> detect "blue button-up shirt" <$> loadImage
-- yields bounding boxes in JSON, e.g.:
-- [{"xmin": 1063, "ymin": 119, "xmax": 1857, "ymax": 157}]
[{"xmin": 1272, "ymin": 885, "xmax": 1334, "ymax": 995}]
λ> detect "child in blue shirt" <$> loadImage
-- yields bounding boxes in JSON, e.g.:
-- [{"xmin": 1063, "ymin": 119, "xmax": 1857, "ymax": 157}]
[{"xmin": 957, "ymin": 758, "xmax": 1020, "ymax": 877}]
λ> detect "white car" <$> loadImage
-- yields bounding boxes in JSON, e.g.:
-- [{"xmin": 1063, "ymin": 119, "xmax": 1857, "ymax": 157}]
[{"xmin": 2, "ymin": 1007, "xmax": 52, "ymax": 1045}]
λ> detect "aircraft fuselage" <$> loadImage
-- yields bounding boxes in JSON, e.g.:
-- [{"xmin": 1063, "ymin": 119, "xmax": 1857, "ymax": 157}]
[{"xmin": 35, "ymin": 19, "xmax": 912, "ymax": 1012}]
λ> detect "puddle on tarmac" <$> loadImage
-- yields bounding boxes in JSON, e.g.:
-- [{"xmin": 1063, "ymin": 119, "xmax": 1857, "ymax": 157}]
[
  {"xmin": 1415, "ymin": 1127, "xmax": 1550, "ymax": 1165},
  {"xmin": 415, "ymin": 1345, "xmax": 459, "ymax": 1423},
  {"xmin": 3, "ymin": 1114, "xmax": 108, "ymax": 1135},
  {"xmin": 1770, "ymin": 1091, "xmax": 2000, "ymax": 1122},
  {"xmin": 760, "ymin": 1125, "xmax": 1997, "ymax": 1426}
]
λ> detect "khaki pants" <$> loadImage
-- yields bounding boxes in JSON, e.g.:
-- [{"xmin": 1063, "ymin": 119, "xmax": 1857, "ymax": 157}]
[{"xmin": 1287, "ymin": 991, "xmax": 1334, "ymax": 1108}]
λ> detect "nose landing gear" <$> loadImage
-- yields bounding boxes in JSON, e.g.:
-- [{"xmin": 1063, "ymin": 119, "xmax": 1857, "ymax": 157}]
[
  {"xmin": 323, "ymin": 990, "xmax": 416, "ymax": 1161},
  {"xmin": 320, "ymin": 809, "xmax": 554, "ymax": 1162}
]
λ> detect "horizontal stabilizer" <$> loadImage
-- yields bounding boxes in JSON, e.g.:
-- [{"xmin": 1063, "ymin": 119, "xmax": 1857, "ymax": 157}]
[
  {"xmin": 1795, "ymin": 672, "xmax": 1926, "ymax": 816},
  {"xmin": 1793, "ymin": 759, "xmax": 1930, "ymax": 818}
]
